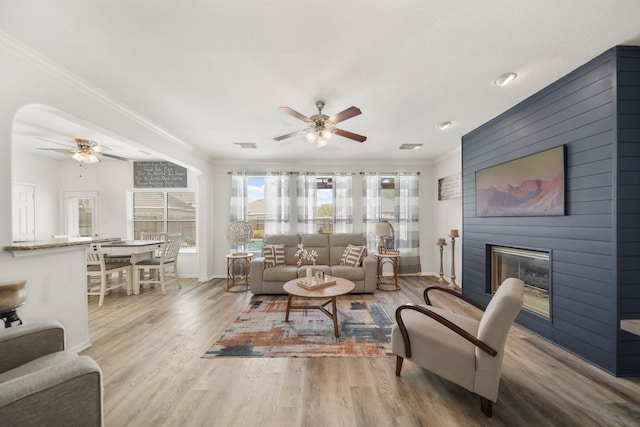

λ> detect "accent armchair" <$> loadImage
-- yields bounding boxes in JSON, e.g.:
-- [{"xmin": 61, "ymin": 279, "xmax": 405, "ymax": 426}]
[
  {"xmin": 392, "ymin": 278, "xmax": 524, "ymax": 417},
  {"xmin": 0, "ymin": 320, "xmax": 103, "ymax": 426}
]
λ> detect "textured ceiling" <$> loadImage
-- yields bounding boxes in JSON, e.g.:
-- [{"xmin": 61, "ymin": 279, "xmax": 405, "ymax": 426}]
[{"xmin": 3, "ymin": 1, "xmax": 640, "ymax": 165}]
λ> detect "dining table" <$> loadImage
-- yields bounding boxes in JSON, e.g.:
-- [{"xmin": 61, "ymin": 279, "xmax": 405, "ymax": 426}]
[{"xmin": 100, "ymin": 240, "xmax": 165, "ymax": 294}]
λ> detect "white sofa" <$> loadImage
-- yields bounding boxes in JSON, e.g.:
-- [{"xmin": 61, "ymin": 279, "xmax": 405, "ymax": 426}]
[{"xmin": 249, "ymin": 233, "xmax": 377, "ymax": 294}]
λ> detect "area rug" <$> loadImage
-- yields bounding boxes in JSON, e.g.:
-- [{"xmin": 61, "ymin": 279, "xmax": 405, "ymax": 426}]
[{"xmin": 203, "ymin": 298, "xmax": 394, "ymax": 358}]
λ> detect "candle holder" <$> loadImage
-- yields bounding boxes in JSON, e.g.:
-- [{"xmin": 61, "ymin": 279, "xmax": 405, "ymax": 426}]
[
  {"xmin": 435, "ymin": 239, "xmax": 449, "ymax": 284},
  {"xmin": 449, "ymin": 233, "xmax": 460, "ymax": 291}
]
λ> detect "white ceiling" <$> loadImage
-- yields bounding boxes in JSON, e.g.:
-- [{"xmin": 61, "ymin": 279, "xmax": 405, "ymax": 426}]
[{"xmin": 3, "ymin": 1, "xmax": 640, "ymax": 165}]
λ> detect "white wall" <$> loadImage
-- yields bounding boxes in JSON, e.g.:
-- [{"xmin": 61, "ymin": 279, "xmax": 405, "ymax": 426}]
[{"xmin": 431, "ymin": 147, "xmax": 463, "ymax": 285}]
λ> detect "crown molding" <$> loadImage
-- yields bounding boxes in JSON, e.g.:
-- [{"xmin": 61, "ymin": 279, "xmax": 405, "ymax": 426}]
[{"xmin": 0, "ymin": 30, "xmax": 196, "ymax": 154}]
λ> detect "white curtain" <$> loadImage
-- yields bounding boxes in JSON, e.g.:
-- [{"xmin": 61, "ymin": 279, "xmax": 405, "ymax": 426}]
[
  {"xmin": 395, "ymin": 174, "xmax": 421, "ymax": 274},
  {"xmin": 229, "ymin": 172, "xmax": 247, "ymax": 221},
  {"xmin": 264, "ymin": 173, "xmax": 291, "ymax": 234},
  {"xmin": 362, "ymin": 172, "xmax": 421, "ymax": 274},
  {"xmin": 362, "ymin": 174, "xmax": 382, "ymax": 249},
  {"xmin": 296, "ymin": 174, "xmax": 317, "ymax": 234},
  {"xmin": 333, "ymin": 173, "xmax": 353, "ymax": 233}
]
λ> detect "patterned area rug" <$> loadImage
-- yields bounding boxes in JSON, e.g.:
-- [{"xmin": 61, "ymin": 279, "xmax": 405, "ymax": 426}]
[{"xmin": 203, "ymin": 298, "xmax": 394, "ymax": 358}]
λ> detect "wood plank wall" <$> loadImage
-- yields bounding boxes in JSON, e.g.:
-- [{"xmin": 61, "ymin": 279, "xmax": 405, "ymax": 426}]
[
  {"xmin": 616, "ymin": 46, "xmax": 640, "ymax": 376},
  {"xmin": 461, "ymin": 46, "xmax": 640, "ymax": 376}
]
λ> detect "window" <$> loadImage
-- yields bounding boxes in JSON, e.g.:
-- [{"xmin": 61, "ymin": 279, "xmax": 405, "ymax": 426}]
[
  {"xmin": 316, "ymin": 176, "xmax": 333, "ymax": 234},
  {"xmin": 247, "ymin": 176, "xmax": 265, "ymax": 252},
  {"xmin": 132, "ymin": 191, "xmax": 196, "ymax": 248}
]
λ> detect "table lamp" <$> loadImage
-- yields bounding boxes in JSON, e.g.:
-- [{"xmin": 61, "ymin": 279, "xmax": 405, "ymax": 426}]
[{"xmin": 375, "ymin": 222, "xmax": 391, "ymax": 253}]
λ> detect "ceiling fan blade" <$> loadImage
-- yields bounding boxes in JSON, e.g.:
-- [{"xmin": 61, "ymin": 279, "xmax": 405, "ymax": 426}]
[
  {"xmin": 36, "ymin": 148, "xmax": 75, "ymax": 154},
  {"xmin": 36, "ymin": 137, "xmax": 75, "ymax": 149},
  {"xmin": 101, "ymin": 153, "xmax": 132, "ymax": 161},
  {"xmin": 279, "ymin": 107, "xmax": 312, "ymax": 123},
  {"xmin": 273, "ymin": 129, "xmax": 308, "ymax": 141},
  {"xmin": 334, "ymin": 128, "xmax": 367, "ymax": 143},
  {"xmin": 327, "ymin": 106, "xmax": 361, "ymax": 125}
]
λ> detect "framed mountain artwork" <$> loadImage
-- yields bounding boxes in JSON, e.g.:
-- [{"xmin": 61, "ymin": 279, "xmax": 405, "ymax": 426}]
[{"xmin": 475, "ymin": 146, "xmax": 565, "ymax": 217}]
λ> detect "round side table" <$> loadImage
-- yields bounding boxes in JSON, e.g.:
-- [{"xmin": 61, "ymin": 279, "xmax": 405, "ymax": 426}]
[
  {"xmin": 225, "ymin": 253, "xmax": 253, "ymax": 292},
  {"xmin": 375, "ymin": 252, "xmax": 400, "ymax": 291}
]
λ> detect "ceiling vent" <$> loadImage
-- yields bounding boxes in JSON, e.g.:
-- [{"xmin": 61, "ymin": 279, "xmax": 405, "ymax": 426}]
[
  {"xmin": 399, "ymin": 144, "xmax": 423, "ymax": 150},
  {"xmin": 234, "ymin": 142, "xmax": 257, "ymax": 149}
]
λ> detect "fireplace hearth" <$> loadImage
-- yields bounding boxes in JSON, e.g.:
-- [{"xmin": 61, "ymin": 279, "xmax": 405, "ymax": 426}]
[{"xmin": 490, "ymin": 246, "xmax": 550, "ymax": 318}]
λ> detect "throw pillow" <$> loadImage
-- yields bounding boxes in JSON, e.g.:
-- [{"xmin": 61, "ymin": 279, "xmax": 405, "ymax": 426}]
[
  {"xmin": 340, "ymin": 244, "xmax": 366, "ymax": 267},
  {"xmin": 263, "ymin": 244, "xmax": 285, "ymax": 268}
]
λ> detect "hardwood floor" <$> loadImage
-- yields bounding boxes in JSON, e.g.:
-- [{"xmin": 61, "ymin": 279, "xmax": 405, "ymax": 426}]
[{"xmin": 82, "ymin": 277, "xmax": 640, "ymax": 427}]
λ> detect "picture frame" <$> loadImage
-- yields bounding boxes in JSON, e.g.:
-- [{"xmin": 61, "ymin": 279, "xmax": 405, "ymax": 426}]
[{"xmin": 475, "ymin": 146, "xmax": 565, "ymax": 217}]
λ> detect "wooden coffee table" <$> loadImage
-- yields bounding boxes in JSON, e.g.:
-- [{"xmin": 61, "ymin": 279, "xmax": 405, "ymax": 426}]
[{"xmin": 283, "ymin": 277, "xmax": 355, "ymax": 338}]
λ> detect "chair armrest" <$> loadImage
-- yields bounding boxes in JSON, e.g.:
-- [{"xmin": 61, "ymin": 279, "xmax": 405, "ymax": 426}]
[
  {"xmin": 423, "ymin": 286, "xmax": 466, "ymax": 305},
  {"xmin": 0, "ymin": 321, "xmax": 65, "ymax": 374},
  {"xmin": 395, "ymin": 304, "xmax": 497, "ymax": 358},
  {"xmin": 0, "ymin": 356, "xmax": 103, "ymax": 426}
]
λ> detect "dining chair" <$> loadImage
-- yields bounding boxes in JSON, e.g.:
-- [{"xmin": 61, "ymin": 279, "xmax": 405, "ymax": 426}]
[
  {"xmin": 392, "ymin": 277, "xmax": 524, "ymax": 417},
  {"xmin": 135, "ymin": 233, "xmax": 182, "ymax": 295},
  {"xmin": 140, "ymin": 231, "xmax": 167, "ymax": 258},
  {"xmin": 86, "ymin": 243, "xmax": 132, "ymax": 307}
]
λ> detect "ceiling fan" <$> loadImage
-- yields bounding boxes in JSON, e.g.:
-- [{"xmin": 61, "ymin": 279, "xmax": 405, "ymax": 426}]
[
  {"xmin": 36, "ymin": 137, "xmax": 131, "ymax": 163},
  {"xmin": 274, "ymin": 101, "xmax": 367, "ymax": 148}
]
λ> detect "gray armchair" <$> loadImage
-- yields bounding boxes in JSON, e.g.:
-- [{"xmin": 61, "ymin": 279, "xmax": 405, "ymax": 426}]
[{"xmin": 0, "ymin": 320, "xmax": 103, "ymax": 426}]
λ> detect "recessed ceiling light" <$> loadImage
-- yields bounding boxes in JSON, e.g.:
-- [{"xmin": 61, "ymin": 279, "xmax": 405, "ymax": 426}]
[
  {"xmin": 437, "ymin": 121, "xmax": 452, "ymax": 130},
  {"xmin": 234, "ymin": 142, "xmax": 257, "ymax": 149},
  {"xmin": 493, "ymin": 72, "xmax": 517, "ymax": 87},
  {"xmin": 399, "ymin": 144, "xmax": 423, "ymax": 150}
]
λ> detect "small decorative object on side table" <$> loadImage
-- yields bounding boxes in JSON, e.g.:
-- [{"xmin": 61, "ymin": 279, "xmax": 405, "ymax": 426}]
[
  {"xmin": 435, "ymin": 238, "xmax": 449, "ymax": 285},
  {"xmin": 375, "ymin": 250, "xmax": 400, "ymax": 291},
  {"xmin": 449, "ymin": 229, "xmax": 460, "ymax": 291}
]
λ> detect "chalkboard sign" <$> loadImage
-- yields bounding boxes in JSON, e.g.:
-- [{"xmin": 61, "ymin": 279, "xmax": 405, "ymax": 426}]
[
  {"xmin": 133, "ymin": 161, "xmax": 188, "ymax": 188},
  {"xmin": 438, "ymin": 173, "xmax": 461, "ymax": 201}
]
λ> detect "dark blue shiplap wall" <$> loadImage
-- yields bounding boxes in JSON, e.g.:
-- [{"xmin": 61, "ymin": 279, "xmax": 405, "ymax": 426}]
[
  {"xmin": 462, "ymin": 46, "xmax": 640, "ymax": 376},
  {"xmin": 616, "ymin": 47, "xmax": 640, "ymax": 376}
]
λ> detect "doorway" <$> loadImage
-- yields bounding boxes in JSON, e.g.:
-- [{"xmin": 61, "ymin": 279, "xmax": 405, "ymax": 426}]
[{"xmin": 63, "ymin": 191, "xmax": 100, "ymax": 237}]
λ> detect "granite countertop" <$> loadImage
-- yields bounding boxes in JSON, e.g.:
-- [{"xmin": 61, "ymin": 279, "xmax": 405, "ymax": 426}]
[{"xmin": 4, "ymin": 237, "xmax": 121, "ymax": 251}]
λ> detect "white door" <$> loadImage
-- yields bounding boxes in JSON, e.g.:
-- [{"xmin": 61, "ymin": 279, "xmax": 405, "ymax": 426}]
[
  {"xmin": 12, "ymin": 183, "xmax": 36, "ymax": 241},
  {"xmin": 63, "ymin": 191, "xmax": 100, "ymax": 237}
]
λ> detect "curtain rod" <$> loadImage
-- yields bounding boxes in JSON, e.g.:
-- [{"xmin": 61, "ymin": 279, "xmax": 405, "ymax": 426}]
[
  {"xmin": 227, "ymin": 172, "xmax": 358, "ymax": 175},
  {"xmin": 360, "ymin": 172, "xmax": 421, "ymax": 175}
]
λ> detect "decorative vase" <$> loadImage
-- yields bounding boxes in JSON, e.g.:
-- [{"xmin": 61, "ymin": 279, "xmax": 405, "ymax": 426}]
[{"xmin": 306, "ymin": 266, "xmax": 312, "ymax": 282}]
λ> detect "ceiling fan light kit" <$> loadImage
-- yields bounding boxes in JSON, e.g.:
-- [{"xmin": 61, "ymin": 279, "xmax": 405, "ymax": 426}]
[{"xmin": 275, "ymin": 100, "xmax": 367, "ymax": 148}]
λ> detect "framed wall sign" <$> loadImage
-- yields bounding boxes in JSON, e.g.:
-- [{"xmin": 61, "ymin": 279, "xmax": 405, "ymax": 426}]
[
  {"xmin": 438, "ymin": 174, "xmax": 461, "ymax": 201},
  {"xmin": 134, "ymin": 161, "xmax": 187, "ymax": 188}
]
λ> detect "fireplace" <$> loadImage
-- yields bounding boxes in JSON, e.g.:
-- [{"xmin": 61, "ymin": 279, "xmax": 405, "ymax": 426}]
[{"xmin": 490, "ymin": 246, "xmax": 550, "ymax": 318}]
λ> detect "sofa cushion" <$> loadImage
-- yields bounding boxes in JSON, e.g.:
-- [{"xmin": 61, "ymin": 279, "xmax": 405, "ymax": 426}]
[
  {"xmin": 263, "ymin": 234, "xmax": 300, "ymax": 265},
  {"xmin": 263, "ymin": 244, "xmax": 285, "ymax": 268},
  {"xmin": 263, "ymin": 265, "xmax": 298, "ymax": 282},
  {"xmin": 331, "ymin": 265, "xmax": 365, "ymax": 282},
  {"xmin": 299, "ymin": 234, "xmax": 330, "ymax": 265},
  {"xmin": 340, "ymin": 244, "xmax": 366, "ymax": 267},
  {"xmin": 329, "ymin": 233, "xmax": 367, "ymax": 265}
]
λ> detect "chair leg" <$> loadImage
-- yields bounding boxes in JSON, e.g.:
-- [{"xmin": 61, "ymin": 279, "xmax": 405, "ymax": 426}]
[
  {"xmin": 395, "ymin": 355, "xmax": 404, "ymax": 376},
  {"xmin": 160, "ymin": 268, "xmax": 166, "ymax": 295},
  {"xmin": 98, "ymin": 274, "xmax": 106, "ymax": 307},
  {"xmin": 480, "ymin": 397, "xmax": 493, "ymax": 417}
]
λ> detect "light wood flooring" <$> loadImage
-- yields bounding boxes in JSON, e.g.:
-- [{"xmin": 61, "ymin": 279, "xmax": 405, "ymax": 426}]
[{"xmin": 82, "ymin": 277, "xmax": 640, "ymax": 427}]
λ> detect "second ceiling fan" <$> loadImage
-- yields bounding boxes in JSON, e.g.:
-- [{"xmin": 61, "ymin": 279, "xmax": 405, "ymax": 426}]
[{"xmin": 274, "ymin": 101, "xmax": 367, "ymax": 148}]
